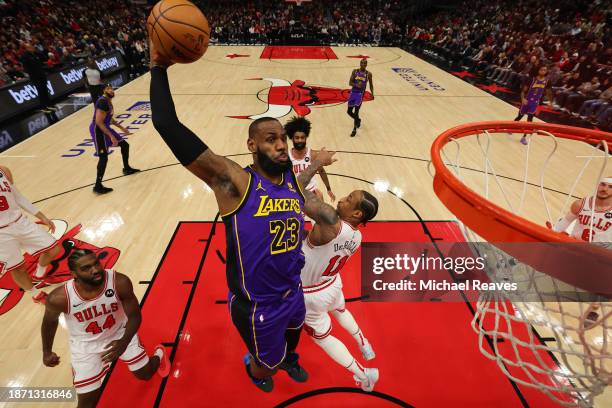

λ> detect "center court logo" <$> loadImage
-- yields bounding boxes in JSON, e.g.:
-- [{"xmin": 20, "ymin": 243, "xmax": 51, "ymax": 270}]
[
  {"xmin": 0, "ymin": 220, "xmax": 121, "ymax": 316},
  {"xmin": 228, "ymin": 78, "xmax": 374, "ymax": 119},
  {"xmin": 62, "ymin": 101, "xmax": 151, "ymax": 158}
]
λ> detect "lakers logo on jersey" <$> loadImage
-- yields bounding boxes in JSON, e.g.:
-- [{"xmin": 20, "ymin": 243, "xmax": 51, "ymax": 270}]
[{"xmin": 254, "ymin": 195, "xmax": 302, "ymax": 217}]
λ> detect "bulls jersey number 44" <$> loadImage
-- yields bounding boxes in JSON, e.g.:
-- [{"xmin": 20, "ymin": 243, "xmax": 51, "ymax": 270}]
[{"xmin": 64, "ymin": 269, "xmax": 127, "ymax": 354}]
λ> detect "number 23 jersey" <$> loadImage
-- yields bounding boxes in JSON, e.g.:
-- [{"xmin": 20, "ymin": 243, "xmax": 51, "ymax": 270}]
[{"xmin": 223, "ymin": 166, "xmax": 306, "ymax": 303}]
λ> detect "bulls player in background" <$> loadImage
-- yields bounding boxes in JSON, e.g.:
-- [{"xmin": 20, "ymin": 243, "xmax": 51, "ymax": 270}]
[
  {"xmin": 300, "ymin": 187, "xmax": 380, "ymax": 391},
  {"xmin": 347, "ymin": 58, "xmax": 374, "ymax": 137},
  {"xmin": 0, "ymin": 165, "xmax": 60, "ymax": 303},
  {"xmin": 286, "ymin": 116, "xmax": 335, "ymax": 202},
  {"xmin": 549, "ymin": 177, "xmax": 611, "ymax": 326},
  {"xmin": 41, "ymin": 249, "xmax": 170, "ymax": 407}
]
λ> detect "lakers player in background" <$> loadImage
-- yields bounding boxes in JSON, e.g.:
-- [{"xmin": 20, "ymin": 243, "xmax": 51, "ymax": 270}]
[
  {"xmin": 549, "ymin": 177, "xmax": 611, "ymax": 326},
  {"xmin": 300, "ymin": 187, "xmax": 380, "ymax": 391},
  {"xmin": 41, "ymin": 249, "xmax": 170, "ymax": 408},
  {"xmin": 286, "ymin": 116, "xmax": 335, "ymax": 202},
  {"xmin": 148, "ymin": 41, "xmax": 336, "ymax": 392},
  {"xmin": 347, "ymin": 58, "xmax": 374, "ymax": 137}
]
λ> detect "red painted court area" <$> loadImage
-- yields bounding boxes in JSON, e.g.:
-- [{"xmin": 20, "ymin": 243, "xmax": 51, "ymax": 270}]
[
  {"xmin": 99, "ymin": 221, "xmax": 564, "ymax": 407},
  {"xmin": 260, "ymin": 45, "xmax": 338, "ymax": 59}
]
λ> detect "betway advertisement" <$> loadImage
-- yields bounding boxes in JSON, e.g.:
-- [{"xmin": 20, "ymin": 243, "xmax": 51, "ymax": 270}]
[{"xmin": 0, "ymin": 51, "xmax": 125, "ymax": 122}]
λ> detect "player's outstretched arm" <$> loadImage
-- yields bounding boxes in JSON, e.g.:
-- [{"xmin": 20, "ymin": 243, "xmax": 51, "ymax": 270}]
[
  {"xmin": 303, "ymin": 188, "xmax": 339, "ymax": 226},
  {"xmin": 41, "ymin": 288, "xmax": 66, "ymax": 367},
  {"xmin": 149, "ymin": 43, "xmax": 249, "ymax": 213},
  {"xmin": 368, "ymin": 72, "xmax": 374, "ymax": 98},
  {"xmin": 0, "ymin": 165, "xmax": 54, "ymax": 232},
  {"xmin": 550, "ymin": 199, "xmax": 581, "ymax": 232},
  {"xmin": 297, "ymin": 148, "xmax": 336, "ymax": 192}
]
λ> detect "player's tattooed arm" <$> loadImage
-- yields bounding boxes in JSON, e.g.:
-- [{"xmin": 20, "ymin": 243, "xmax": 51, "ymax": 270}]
[
  {"xmin": 303, "ymin": 188, "xmax": 339, "ymax": 226},
  {"xmin": 297, "ymin": 148, "xmax": 337, "ymax": 191},
  {"xmin": 41, "ymin": 288, "xmax": 67, "ymax": 367},
  {"xmin": 150, "ymin": 59, "xmax": 249, "ymax": 212}
]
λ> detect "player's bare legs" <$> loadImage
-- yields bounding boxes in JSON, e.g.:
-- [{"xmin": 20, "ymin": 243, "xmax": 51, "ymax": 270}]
[
  {"xmin": 76, "ymin": 388, "xmax": 103, "ymax": 408},
  {"xmin": 332, "ymin": 308, "xmax": 375, "ymax": 360},
  {"xmin": 10, "ymin": 264, "xmax": 46, "ymax": 303},
  {"xmin": 34, "ymin": 244, "xmax": 61, "ymax": 278}
]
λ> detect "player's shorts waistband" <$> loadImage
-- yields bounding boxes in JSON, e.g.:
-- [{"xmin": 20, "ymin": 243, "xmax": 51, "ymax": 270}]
[
  {"xmin": 303, "ymin": 276, "xmax": 337, "ymax": 294},
  {"xmin": 0, "ymin": 214, "xmax": 22, "ymax": 229},
  {"xmin": 230, "ymin": 282, "xmax": 303, "ymax": 304}
]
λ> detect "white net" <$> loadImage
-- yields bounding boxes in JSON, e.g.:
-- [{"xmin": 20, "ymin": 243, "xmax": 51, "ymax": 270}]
[{"xmin": 433, "ymin": 125, "xmax": 611, "ymax": 407}]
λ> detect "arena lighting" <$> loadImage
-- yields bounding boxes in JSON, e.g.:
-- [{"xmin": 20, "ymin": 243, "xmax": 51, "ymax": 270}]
[{"xmin": 373, "ymin": 180, "xmax": 389, "ymax": 192}]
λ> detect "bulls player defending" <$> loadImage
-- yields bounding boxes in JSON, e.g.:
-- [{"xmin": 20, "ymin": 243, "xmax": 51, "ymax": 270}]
[
  {"xmin": 286, "ymin": 116, "xmax": 335, "ymax": 202},
  {"xmin": 549, "ymin": 178, "xmax": 611, "ymax": 327},
  {"xmin": 0, "ymin": 165, "xmax": 60, "ymax": 303},
  {"xmin": 41, "ymin": 249, "xmax": 170, "ymax": 407},
  {"xmin": 347, "ymin": 58, "xmax": 374, "ymax": 137},
  {"xmin": 301, "ymin": 188, "xmax": 380, "ymax": 391},
  {"xmin": 550, "ymin": 178, "xmax": 612, "ymax": 245}
]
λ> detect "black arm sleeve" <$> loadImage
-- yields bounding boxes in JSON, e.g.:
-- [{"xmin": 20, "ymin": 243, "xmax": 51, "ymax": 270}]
[{"xmin": 150, "ymin": 66, "xmax": 208, "ymax": 166}]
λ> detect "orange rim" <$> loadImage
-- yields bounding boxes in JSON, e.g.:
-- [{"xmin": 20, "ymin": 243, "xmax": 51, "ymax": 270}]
[{"xmin": 431, "ymin": 121, "xmax": 612, "ymax": 295}]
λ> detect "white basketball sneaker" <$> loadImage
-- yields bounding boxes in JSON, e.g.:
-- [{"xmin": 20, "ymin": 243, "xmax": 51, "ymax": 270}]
[
  {"xmin": 360, "ymin": 342, "xmax": 375, "ymax": 361},
  {"xmin": 354, "ymin": 368, "xmax": 379, "ymax": 392}
]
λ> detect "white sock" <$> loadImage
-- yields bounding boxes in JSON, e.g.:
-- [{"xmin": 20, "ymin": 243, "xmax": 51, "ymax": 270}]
[
  {"xmin": 154, "ymin": 348, "xmax": 164, "ymax": 359},
  {"xmin": 315, "ymin": 335, "xmax": 366, "ymax": 380},
  {"xmin": 333, "ymin": 309, "xmax": 368, "ymax": 347},
  {"xmin": 30, "ymin": 287, "xmax": 41, "ymax": 296},
  {"xmin": 34, "ymin": 263, "xmax": 47, "ymax": 279}
]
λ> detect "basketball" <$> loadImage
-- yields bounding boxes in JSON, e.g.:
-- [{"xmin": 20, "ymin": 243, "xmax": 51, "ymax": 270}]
[{"xmin": 147, "ymin": 0, "xmax": 210, "ymax": 64}]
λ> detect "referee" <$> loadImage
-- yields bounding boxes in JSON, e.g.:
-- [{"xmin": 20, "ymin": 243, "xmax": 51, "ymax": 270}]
[{"xmin": 85, "ymin": 59, "xmax": 104, "ymax": 104}]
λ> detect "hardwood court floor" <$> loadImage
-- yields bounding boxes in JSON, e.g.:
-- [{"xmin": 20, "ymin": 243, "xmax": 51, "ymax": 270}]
[{"xmin": 0, "ymin": 46, "xmax": 608, "ymax": 407}]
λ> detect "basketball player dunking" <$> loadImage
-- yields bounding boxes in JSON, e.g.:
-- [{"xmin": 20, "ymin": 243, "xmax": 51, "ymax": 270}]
[
  {"xmin": 148, "ymin": 43, "xmax": 336, "ymax": 392},
  {"xmin": 301, "ymin": 188, "xmax": 380, "ymax": 391},
  {"xmin": 347, "ymin": 58, "xmax": 374, "ymax": 137},
  {"xmin": 90, "ymin": 84, "xmax": 140, "ymax": 194},
  {"xmin": 41, "ymin": 249, "xmax": 170, "ymax": 407},
  {"xmin": 0, "ymin": 165, "xmax": 60, "ymax": 303},
  {"xmin": 514, "ymin": 65, "xmax": 552, "ymax": 145},
  {"xmin": 549, "ymin": 177, "xmax": 611, "ymax": 327},
  {"xmin": 285, "ymin": 116, "xmax": 335, "ymax": 202}
]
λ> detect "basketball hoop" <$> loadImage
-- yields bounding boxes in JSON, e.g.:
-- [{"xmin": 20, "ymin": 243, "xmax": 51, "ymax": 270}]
[{"xmin": 430, "ymin": 121, "xmax": 612, "ymax": 407}]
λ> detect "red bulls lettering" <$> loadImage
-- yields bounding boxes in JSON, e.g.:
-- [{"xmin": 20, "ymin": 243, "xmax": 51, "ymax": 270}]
[
  {"xmin": 0, "ymin": 181, "xmax": 11, "ymax": 192},
  {"xmin": 579, "ymin": 215, "xmax": 611, "ymax": 231},
  {"xmin": 74, "ymin": 303, "xmax": 118, "ymax": 322}
]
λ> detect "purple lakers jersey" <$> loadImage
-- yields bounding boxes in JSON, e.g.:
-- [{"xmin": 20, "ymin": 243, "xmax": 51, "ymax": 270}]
[
  {"xmin": 223, "ymin": 166, "xmax": 305, "ymax": 303},
  {"xmin": 526, "ymin": 78, "xmax": 547, "ymax": 104},
  {"xmin": 352, "ymin": 70, "xmax": 368, "ymax": 92}
]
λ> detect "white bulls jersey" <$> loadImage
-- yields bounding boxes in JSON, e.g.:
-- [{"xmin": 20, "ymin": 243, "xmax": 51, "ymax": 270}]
[
  {"xmin": 301, "ymin": 221, "xmax": 362, "ymax": 287},
  {"xmin": 64, "ymin": 270, "xmax": 127, "ymax": 354},
  {"xmin": 0, "ymin": 167, "xmax": 22, "ymax": 226},
  {"xmin": 571, "ymin": 197, "xmax": 612, "ymax": 243},
  {"xmin": 289, "ymin": 147, "xmax": 317, "ymax": 191}
]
